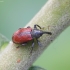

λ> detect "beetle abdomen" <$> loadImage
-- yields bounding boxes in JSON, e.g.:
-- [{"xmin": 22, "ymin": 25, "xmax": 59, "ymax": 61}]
[{"xmin": 12, "ymin": 28, "xmax": 32, "ymax": 44}]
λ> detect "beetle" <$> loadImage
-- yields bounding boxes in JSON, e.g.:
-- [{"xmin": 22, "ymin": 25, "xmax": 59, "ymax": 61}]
[{"xmin": 12, "ymin": 24, "xmax": 52, "ymax": 52}]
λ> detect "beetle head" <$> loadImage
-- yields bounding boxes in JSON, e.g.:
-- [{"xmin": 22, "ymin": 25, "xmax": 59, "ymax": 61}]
[{"xmin": 31, "ymin": 29, "xmax": 52, "ymax": 39}]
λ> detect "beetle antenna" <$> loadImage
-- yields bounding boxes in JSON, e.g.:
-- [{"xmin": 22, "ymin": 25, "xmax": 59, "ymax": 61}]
[{"xmin": 43, "ymin": 31, "xmax": 52, "ymax": 35}]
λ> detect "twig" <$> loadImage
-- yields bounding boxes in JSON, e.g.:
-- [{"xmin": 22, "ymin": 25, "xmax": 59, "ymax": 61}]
[{"xmin": 0, "ymin": 0, "xmax": 70, "ymax": 70}]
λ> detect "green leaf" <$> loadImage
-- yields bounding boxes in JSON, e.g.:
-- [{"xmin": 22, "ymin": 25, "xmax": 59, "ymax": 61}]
[
  {"xmin": 29, "ymin": 66, "xmax": 46, "ymax": 70},
  {"xmin": 0, "ymin": 33, "xmax": 9, "ymax": 52}
]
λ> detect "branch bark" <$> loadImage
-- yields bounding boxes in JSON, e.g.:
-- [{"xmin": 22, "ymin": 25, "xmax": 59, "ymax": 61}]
[{"xmin": 0, "ymin": 0, "xmax": 70, "ymax": 70}]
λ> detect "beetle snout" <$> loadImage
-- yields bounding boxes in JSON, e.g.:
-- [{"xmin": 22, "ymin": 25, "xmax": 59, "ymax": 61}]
[{"xmin": 42, "ymin": 31, "xmax": 52, "ymax": 35}]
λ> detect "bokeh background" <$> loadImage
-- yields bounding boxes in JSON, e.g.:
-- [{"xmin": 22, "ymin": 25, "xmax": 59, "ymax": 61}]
[{"xmin": 0, "ymin": 0, "xmax": 70, "ymax": 70}]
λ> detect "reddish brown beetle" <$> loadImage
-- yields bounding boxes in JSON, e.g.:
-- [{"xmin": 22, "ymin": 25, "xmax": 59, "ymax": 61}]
[{"xmin": 12, "ymin": 24, "xmax": 52, "ymax": 52}]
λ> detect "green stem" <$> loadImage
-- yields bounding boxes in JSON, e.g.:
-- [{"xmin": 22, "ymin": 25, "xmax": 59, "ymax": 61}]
[{"xmin": 0, "ymin": 0, "xmax": 70, "ymax": 70}]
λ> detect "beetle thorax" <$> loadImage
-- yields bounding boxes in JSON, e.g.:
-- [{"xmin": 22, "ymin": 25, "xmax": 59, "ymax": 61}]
[{"xmin": 31, "ymin": 29, "xmax": 43, "ymax": 39}]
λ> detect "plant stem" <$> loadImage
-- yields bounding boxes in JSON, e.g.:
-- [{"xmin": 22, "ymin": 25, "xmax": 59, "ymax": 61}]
[{"xmin": 0, "ymin": 0, "xmax": 70, "ymax": 70}]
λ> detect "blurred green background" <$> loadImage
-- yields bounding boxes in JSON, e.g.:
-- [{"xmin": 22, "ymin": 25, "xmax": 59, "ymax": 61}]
[{"xmin": 0, "ymin": 0, "xmax": 70, "ymax": 70}]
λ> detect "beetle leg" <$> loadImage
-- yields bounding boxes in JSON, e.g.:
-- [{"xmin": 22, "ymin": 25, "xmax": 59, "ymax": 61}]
[
  {"xmin": 34, "ymin": 24, "xmax": 41, "ymax": 29},
  {"xmin": 36, "ymin": 39, "xmax": 42, "ymax": 47},
  {"xmin": 30, "ymin": 40, "xmax": 35, "ymax": 53},
  {"xmin": 21, "ymin": 43, "xmax": 27, "ymax": 46}
]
